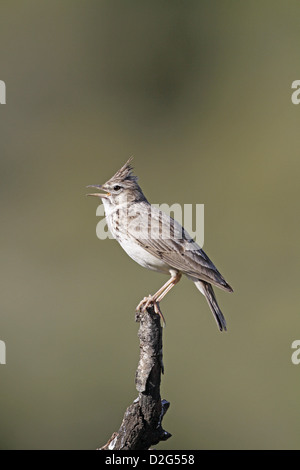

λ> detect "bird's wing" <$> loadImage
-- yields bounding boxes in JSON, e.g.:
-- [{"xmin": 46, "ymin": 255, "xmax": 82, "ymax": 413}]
[{"xmin": 126, "ymin": 203, "xmax": 233, "ymax": 292}]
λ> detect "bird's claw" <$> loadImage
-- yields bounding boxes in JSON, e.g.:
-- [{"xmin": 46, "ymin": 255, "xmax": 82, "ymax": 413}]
[{"xmin": 136, "ymin": 295, "xmax": 166, "ymax": 327}]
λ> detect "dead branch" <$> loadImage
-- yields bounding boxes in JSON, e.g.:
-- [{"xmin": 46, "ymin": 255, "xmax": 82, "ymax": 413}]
[{"xmin": 99, "ymin": 306, "xmax": 171, "ymax": 450}]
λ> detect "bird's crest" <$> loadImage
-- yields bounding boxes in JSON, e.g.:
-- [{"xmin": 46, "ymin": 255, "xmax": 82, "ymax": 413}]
[{"xmin": 106, "ymin": 157, "xmax": 138, "ymax": 186}]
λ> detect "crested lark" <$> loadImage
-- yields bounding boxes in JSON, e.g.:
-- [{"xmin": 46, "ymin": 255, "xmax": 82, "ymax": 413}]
[{"xmin": 88, "ymin": 158, "xmax": 233, "ymax": 331}]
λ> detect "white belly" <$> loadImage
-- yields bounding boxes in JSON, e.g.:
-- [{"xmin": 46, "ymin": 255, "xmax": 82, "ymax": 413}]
[
  {"xmin": 118, "ymin": 237, "xmax": 170, "ymax": 274},
  {"xmin": 103, "ymin": 199, "xmax": 171, "ymax": 274}
]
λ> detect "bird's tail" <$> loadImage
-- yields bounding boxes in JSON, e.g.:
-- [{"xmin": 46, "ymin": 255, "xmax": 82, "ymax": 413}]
[{"xmin": 193, "ymin": 280, "xmax": 227, "ymax": 332}]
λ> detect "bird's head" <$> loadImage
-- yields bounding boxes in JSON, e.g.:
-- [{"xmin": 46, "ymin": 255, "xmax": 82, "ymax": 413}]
[{"xmin": 87, "ymin": 157, "xmax": 146, "ymax": 208}]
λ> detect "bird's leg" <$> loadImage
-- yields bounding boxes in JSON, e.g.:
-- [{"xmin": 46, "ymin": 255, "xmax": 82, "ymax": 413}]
[
  {"xmin": 152, "ymin": 272, "xmax": 182, "ymax": 326},
  {"xmin": 136, "ymin": 272, "xmax": 182, "ymax": 326},
  {"xmin": 155, "ymin": 272, "xmax": 182, "ymax": 303},
  {"xmin": 136, "ymin": 277, "xmax": 174, "ymax": 312},
  {"xmin": 136, "ymin": 276, "xmax": 176, "ymax": 312}
]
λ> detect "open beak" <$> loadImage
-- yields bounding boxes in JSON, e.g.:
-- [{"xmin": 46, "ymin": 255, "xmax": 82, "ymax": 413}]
[{"xmin": 86, "ymin": 185, "xmax": 111, "ymax": 198}]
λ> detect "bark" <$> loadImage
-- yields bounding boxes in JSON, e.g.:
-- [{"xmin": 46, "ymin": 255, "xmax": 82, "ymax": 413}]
[{"xmin": 99, "ymin": 306, "xmax": 171, "ymax": 450}]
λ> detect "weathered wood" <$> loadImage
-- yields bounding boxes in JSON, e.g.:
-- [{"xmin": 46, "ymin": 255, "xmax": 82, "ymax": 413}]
[{"xmin": 99, "ymin": 306, "xmax": 171, "ymax": 450}]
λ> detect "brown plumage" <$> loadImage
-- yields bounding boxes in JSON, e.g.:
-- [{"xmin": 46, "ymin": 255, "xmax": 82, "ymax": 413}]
[{"xmin": 88, "ymin": 158, "xmax": 233, "ymax": 331}]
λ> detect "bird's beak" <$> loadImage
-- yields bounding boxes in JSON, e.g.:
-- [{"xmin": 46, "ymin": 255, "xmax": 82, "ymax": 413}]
[{"xmin": 86, "ymin": 185, "xmax": 111, "ymax": 198}]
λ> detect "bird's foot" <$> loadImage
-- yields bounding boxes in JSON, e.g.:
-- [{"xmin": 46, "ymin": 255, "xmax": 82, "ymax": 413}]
[
  {"xmin": 136, "ymin": 295, "xmax": 166, "ymax": 327},
  {"xmin": 136, "ymin": 295, "xmax": 152, "ymax": 312}
]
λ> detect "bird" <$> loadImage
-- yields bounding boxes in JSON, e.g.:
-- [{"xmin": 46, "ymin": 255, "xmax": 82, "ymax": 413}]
[{"xmin": 87, "ymin": 158, "xmax": 233, "ymax": 331}]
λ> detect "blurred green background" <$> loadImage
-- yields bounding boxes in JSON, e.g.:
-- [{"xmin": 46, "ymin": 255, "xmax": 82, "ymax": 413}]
[{"xmin": 0, "ymin": 0, "xmax": 300, "ymax": 450}]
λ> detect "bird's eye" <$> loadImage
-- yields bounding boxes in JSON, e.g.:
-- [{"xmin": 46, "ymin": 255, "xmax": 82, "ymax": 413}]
[{"xmin": 113, "ymin": 185, "xmax": 122, "ymax": 192}]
